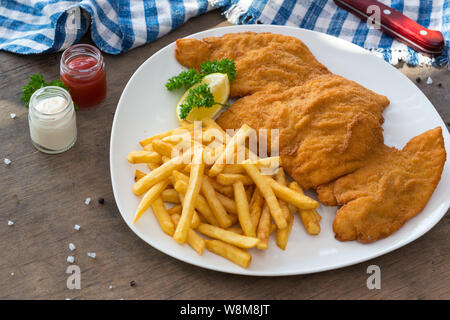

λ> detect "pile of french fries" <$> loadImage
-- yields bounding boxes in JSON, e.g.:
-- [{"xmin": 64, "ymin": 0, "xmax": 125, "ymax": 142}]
[{"xmin": 127, "ymin": 118, "xmax": 321, "ymax": 268}]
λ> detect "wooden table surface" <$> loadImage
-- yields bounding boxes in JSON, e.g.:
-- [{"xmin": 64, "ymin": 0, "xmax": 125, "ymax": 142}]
[{"xmin": 1, "ymin": 11, "xmax": 449, "ymax": 300}]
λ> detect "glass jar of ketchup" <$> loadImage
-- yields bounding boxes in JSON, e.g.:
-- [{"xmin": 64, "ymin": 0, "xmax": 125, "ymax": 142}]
[{"xmin": 60, "ymin": 44, "xmax": 106, "ymax": 108}]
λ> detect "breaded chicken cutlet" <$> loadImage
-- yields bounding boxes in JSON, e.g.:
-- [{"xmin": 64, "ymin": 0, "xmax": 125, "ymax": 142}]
[
  {"xmin": 175, "ymin": 32, "xmax": 330, "ymax": 97},
  {"xmin": 317, "ymin": 127, "xmax": 446, "ymax": 243},
  {"xmin": 216, "ymin": 74, "xmax": 390, "ymax": 189}
]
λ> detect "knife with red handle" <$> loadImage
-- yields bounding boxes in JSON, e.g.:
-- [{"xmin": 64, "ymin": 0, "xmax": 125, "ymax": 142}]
[{"xmin": 334, "ymin": 0, "xmax": 445, "ymax": 56}]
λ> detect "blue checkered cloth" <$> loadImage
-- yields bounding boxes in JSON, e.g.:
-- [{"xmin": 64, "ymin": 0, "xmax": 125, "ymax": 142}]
[
  {"xmin": 0, "ymin": 0, "xmax": 448, "ymax": 67},
  {"xmin": 0, "ymin": 0, "xmax": 211, "ymax": 54},
  {"xmin": 217, "ymin": 0, "xmax": 449, "ymax": 67}
]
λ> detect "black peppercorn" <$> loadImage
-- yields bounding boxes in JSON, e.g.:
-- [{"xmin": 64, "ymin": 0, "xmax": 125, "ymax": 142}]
[{"xmin": 98, "ymin": 198, "xmax": 105, "ymax": 205}]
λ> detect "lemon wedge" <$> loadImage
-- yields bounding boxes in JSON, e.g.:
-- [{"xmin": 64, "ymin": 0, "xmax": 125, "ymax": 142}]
[{"xmin": 176, "ymin": 73, "xmax": 230, "ymax": 122}]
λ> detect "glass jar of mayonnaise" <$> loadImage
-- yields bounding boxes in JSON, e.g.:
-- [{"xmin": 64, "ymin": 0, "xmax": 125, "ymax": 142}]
[{"xmin": 28, "ymin": 86, "xmax": 77, "ymax": 154}]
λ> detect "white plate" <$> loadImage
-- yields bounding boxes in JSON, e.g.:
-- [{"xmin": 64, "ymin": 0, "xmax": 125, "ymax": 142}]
[{"xmin": 110, "ymin": 25, "xmax": 450, "ymax": 276}]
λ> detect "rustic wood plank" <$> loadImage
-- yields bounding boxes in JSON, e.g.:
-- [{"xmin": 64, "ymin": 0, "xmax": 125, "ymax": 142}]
[{"xmin": 0, "ymin": 10, "xmax": 448, "ymax": 300}]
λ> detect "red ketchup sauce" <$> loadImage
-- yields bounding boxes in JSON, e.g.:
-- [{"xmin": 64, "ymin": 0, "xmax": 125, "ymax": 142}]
[{"xmin": 60, "ymin": 44, "xmax": 106, "ymax": 108}]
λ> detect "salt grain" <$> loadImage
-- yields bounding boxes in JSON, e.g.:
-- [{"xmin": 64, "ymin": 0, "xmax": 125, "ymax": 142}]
[
  {"xmin": 109, "ymin": 285, "xmax": 113, "ymax": 289},
  {"xmin": 87, "ymin": 252, "xmax": 96, "ymax": 259},
  {"xmin": 10, "ymin": 272, "xmax": 14, "ymax": 276},
  {"xmin": 67, "ymin": 256, "xmax": 75, "ymax": 263},
  {"xmin": 426, "ymin": 77, "xmax": 433, "ymax": 84},
  {"xmin": 7, "ymin": 220, "xmax": 14, "ymax": 226},
  {"xmin": 85, "ymin": 197, "xmax": 91, "ymax": 205},
  {"xmin": 4, "ymin": 158, "xmax": 11, "ymax": 165},
  {"xmin": 10, "ymin": 113, "xmax": 16, "ymax": 119},
  {"xmin": 69, "ymin": 243, "xmax": 76, "ymax": 251},
  {"xmin": 74, "ymin": 224, "xmax": 80, "ymax": 231}
]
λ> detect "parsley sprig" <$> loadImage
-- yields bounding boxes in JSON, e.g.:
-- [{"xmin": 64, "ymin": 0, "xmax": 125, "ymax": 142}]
[
  {"xmin": 178, "ymin": 84, "xmax": 227, "ymax": 120},
  {"xmin": 166, "ymin": 69, "xmax": 204, "ymax": 91},
  {"xmin": 21, "ymin": 73, "xmax": 76, "ymax": 108},
  {"xmin": 200, "ymin": 59, "xmax": 236, "ymax": 82},
  {"xmin": 165, "ymin": 58, "xmax": 236, "ymax": 91}
]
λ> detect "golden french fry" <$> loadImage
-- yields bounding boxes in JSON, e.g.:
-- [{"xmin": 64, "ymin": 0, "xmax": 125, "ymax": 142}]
[
  {"xmin": 313, "ymin": 211, "xmax": 322, "ymax": 222},
  {"xmin": 179, "ymin": 120, "xmax": 191, "ymax": 127},
  {"xmin": 150, "ymin": 197, "xmax": 175, "ymax": 236},
  {"xmin": 229, "ymin": 212, "xmax": 239, "ymax": 225},
  {"xmin": 233, "ymin": 181, "xmax": 256, "ymax": 237},
  {"xmin": 139, "ymin": 124, "xmax": 193, "ymax": 147},
  {"xmin": 222, "ymin": 164, "xmax": 245, "ymax": 174},
  {"xmin": 191, "ymin": 212, "xmax": 200, "ymax": 229},
  {"xmin": 202, "ymin": 118, "xmax": 261, "ymax": 166},
  {"xmin": 161, "ymin": 188, "xmax": 180, "ymax": 203},
  {"xmin": 167, "ymin": 204, "xmax": 182, "ymax": 215},
  {"xmin": 249, "ymin": 188, "xmax": 264, "ymax": 230},
  {"xmin": 147, "ymin": 162, "xmax": 160, "ymax": 170},
  {"xmin": 256, "ymin": 156, "xmax": 281, "ymax": 168},
  {"xmin": 177, "ymin": 192, "xmax": 201, "ymax": 229},
  {"xmin": 264, "ymin": 176, "xmax": 318, "ymax": 210},
  {"xmin": 187, "ymin": 228, "xmax": 206, "ymax": 256},
  {"xmin": 210, "ymin": 144, "xmax": 227, "ymax": 163},
  {"xmin": 217, "ymin": 173, "xmax": 254, "ymax": 186},
  {"xmin": 292, "ymin": 209, "xmax": 320, "ymax": 235},
  {"xmin": 201, "ymin": 117, "xmax": 225, "ymax": 132},
  {"xmin": 172, "ymin": 170, "xmax": 189, "ymax": 183},
  {"xmin": 197, "ymin": 223, "xmax": 259, "ymax": 249},
  {"xmin": 133, "ymin": 154, "xmax": 187, "ymax": 196},
  {"xmin": 245, "ymin": 185, "xmax": 254, "ymax": 203},
  {"xmin": 185, "ymin": 163, "xmax": 211, "ymax": 177},
  {"xmin": 205, "ymin": 240, "xmax": 251, "ymax": 269},
  {"xmin": 152, "ymin": 140, "xmax": 175, "ymax": 158},
  {"xmin": 289, "ymin": 181, "xmax": 321, "ymax": 235},
  {"xmin": 174, "ymin": 179, "xmax": 190, "ymax": 193},
  {"xmin": 171, "ymin": 214, "xmax": 205, "ymax": 255},
  {"xmin": 242, "ymin": 163, "xmax": 287, "ymax": 229},
  {"xmin": 209, "ymin": 124, "xmax": 251, "ymax": 177},
  {"xmin": 209, "ymin": 179, "xmax": 234, "ymax": 197},
  {"xmin": 197, "ymin": 213, "xmax": 207, "ymax": 223},
  {"xmin": 174, "ymin": 179, "xmax": 219, "ymax": 226},
  {"xmin": 256, "ymin": 203, "xmax": 271, "ymax": 250},
  {"xmin": 127, "ymin": 150, "xmax": 162, "ymax": 164},
  {"xmin": 202, "ymin": 128, "xmax": 225, "ymax": 145},
  {"xmin": 135, "ymin": 169, "xmax": 146, "ymax": 182},
  {"xmin": 133, "ymin": 180, "xmax": 169, "ymax": 223},
  {"xmin": 274, "ymin": 168, "xmax": 293, "ymax": 250},
  {"xmin": 201, "ymin": 176, "xmax": 233, "ymax": 228},
  {"xmin": 288, "ymin": 203, "xmax": 298, "ymax": 215},
  {"xmin": 227, "ymin": 226, "xmax": 244, "ymax": 235},
  {"xmin": 276, "ymin": 214, "xmax": 294, "ymax": 250},
  {"xmin": 242, "ymin": 156, "xmax": 280, "ymax": 168},
  {"xmin": 162, "ymin": 132, "xmax": 192, "ymax": 145},
  {"xmin": 202, "ymin": 144, "xmax": 220, "ymax": 166},
  {"xmin": 173, "ymin": 149, "xmax": 204, "ymax": 244},
  {"xmin": 275, "ymin": 167, "xmax": 287, "ymax": 188},
  {"xmin": 289, "ymin": 182, "xmax": 322, "ymax": 222},
  {"xmin": 270, "ymin": 222, "xmax": 277, "ymax": 234},
  {"xmin": 143, "ymin": 142, "xmax": 154, "ymax": 152},
  {"xmin": 183, "ymin": 163, "xmax": 191, "ymax": 174},
  {"xmin": 216, "ymin": 192, "xmax": 237, "ymax": 214}
]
